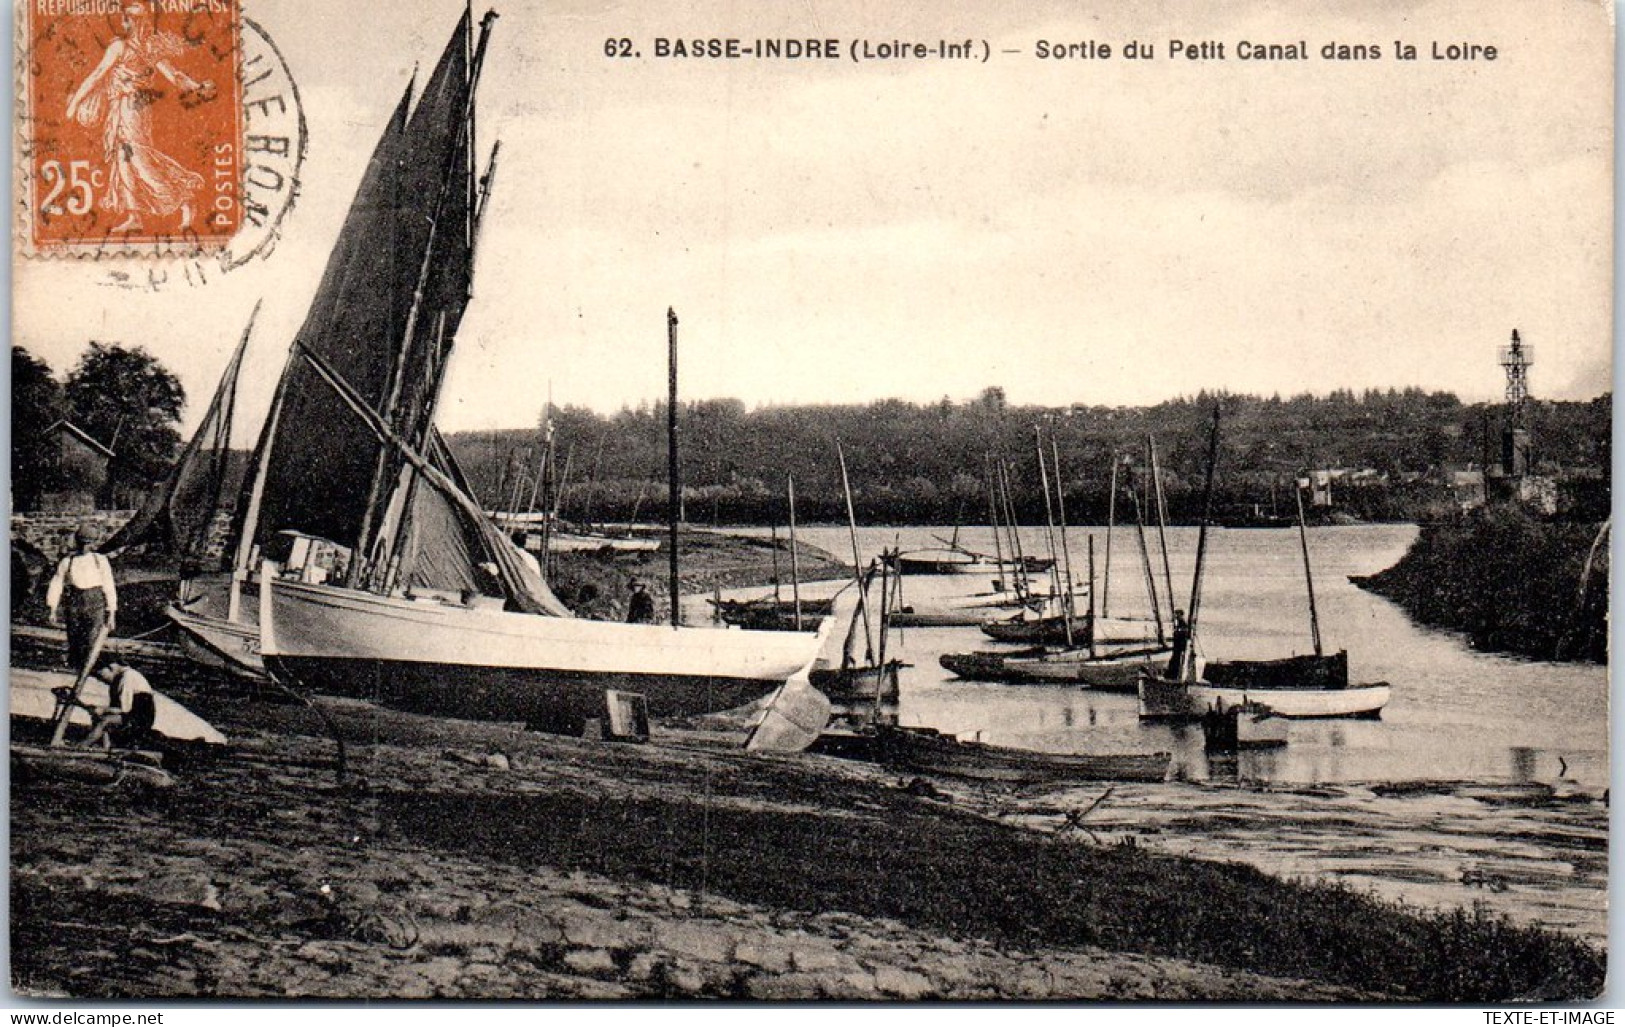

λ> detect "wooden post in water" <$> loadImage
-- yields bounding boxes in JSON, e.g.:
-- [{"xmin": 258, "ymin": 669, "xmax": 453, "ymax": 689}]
[
  {"xmin": 667, "ymin": 308, "xmax": 681, "ymax": 627},
  {"xmin": 787, "ymin": 475, "xmax": 803, "ymax": 631},
  {"xmin": 1295, "ymin": 480, "xmax": 1324, "ymax": 657}
]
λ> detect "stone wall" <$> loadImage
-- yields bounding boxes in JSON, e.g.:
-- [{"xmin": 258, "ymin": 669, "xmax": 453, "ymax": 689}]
[{"xmin": 11, "ymin": 510, "xmax": 137, "ymax": 560}]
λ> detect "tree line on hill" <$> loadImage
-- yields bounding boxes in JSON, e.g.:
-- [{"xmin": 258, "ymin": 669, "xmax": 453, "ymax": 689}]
[
  {"xmin": 11, "ymin": 343, "xmax": 1609, "ymax": 527},
  {"xmin": 447, "ymin": 386, "xmax": 1611, "ymax": 525}
]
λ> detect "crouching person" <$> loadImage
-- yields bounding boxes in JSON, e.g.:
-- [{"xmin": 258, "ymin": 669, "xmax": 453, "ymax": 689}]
[{"xmin": 81, "ymin": 662, "xmax": 156, "ymax": 751}]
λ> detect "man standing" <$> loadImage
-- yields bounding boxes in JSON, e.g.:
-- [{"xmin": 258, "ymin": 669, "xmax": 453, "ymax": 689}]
[
  {"xmin": 626, "ymin": 579, "xmax": 656, "ymax": 624},
  {"xmin": 46, "ymin": 527, "xmax": 118, "ymax": 672}
]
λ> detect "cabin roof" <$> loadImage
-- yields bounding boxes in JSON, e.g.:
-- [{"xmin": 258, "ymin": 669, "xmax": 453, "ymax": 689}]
[{"xmin": 40, "ymin": 419, "xmax": 115, "ymax": 458}]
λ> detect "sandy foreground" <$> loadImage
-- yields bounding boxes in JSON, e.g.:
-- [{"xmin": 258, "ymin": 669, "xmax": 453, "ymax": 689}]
[{"xmin": 8, "ymin": 630, "xmax": 1605, "ymax": 1002}]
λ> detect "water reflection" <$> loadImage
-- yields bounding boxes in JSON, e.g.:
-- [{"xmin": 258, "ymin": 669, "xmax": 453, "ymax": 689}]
[{"xmin": 745, "ymin": 524, "xmax": 1609, "ymax": 788}]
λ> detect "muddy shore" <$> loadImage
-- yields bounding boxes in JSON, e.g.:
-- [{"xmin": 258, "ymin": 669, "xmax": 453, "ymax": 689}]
[{"xmin": 8, "ymin": 534, "xmax": 1606, "ymax": 1002}]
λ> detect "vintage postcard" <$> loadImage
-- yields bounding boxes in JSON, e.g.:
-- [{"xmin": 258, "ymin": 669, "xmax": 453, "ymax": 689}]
[{"xmin": 8, "ymin": 0, "xmax": 1612, "ymax": 1007}]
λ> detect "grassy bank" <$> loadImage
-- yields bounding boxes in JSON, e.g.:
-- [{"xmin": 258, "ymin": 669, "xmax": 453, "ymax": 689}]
[
  {"xmin": 1352, "ymin": 507, "xmax": 1608, "ymax": 662},
  {"xmin": 9, "ymin": 681, "xmax": 1605, "ymax": 1002}
]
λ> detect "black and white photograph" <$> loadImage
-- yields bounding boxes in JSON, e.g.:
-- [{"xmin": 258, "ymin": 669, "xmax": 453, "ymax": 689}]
[{"xmin": 8, "ymin": 0, "xmax": 1613, "ymax": 1006}]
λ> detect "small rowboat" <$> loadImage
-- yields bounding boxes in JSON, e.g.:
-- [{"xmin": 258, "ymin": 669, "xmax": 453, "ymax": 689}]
[
  {"xmin": 710, "ymin": 596, "xmax": 834, "ymax": 632},
  {"xmin": 874, "ymin": 725, "xmax": 1171, "ymax": 785},
  {"xmin": 1138, "ymin": 671, "xmax": 1390, "ymax": 720},
  {"xmin": 939, "ymin": 644, "xmax": 1166, "ymax": 690},
  {"xmin": 809, "ymin": 659, "xmax": 905, "ymax": 703}
]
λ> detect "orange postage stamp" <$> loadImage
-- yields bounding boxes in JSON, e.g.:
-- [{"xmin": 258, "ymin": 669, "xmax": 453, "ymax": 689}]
[{"xmin": 21, "ymin": 0, "xmax": 243, "ymax": 256}]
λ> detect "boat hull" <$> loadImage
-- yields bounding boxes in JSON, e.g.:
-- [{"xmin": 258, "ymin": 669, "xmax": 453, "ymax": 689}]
[
  {"xmin": 1138, "ymin": 676, "xmax": 1390, "ymax": 720},
  {"xmin": 939, "ymin": 646, "xmax": 1165, "ymax": 690},
  {"xmin": 262, "ymin": 577, "xmax": 824, "ymax": 730},
  {"xmin": 167, "ymin": 604, "xmax": 267, "ymax": 678},
  {"xmin": 809, "ymin": 660, "xmax": 903, "ymax": 703},
  {"xmin": 875, "ymin": 726, "xmax": 1170, "ymax": 784}
]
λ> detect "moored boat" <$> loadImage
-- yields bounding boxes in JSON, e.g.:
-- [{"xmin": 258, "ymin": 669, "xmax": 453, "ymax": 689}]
[
  {"xmin": 938, "ymin": 642, "xmax": 1165, "ymax": 690},
  {"xmin": 873, "ymin": 725, "xmax": 1171, "ymax": 785},
  {"xmin": 1139, "ymin": 674, "xmax": 1390, "ymax": 720},
  {"xmin": 710, "ymin": 595, "xmax": 834, "ymax": 631}
]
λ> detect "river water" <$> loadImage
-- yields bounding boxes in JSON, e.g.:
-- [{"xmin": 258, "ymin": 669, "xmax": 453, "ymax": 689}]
[{"xmin": 729, "ymin": 524, "xmax": 1609, "ymax": 790}]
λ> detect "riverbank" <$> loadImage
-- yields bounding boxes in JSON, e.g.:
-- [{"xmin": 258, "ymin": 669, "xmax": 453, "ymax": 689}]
[
  {"xmin": 497, "ymin": 529, "xmax": 848, "ymax": 622},
  {"xmin": 10, "ymin": 661, "xmax": 1605, "ymax": 1002},
  {"xmin": 1351, "ymin": 508, "xmax": 1607, "ymax": 663}
]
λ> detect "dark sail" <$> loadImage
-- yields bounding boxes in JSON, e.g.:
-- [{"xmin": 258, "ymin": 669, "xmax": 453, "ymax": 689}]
[
  {"xmin": 245, "ymin": 9, "xmax": 570, "ymax": 617},
  {"xmin": 101, "ymin": 320, "xmax": 250, "ymax": 571},
  {"xmin": 250, "ymin": 86, "xmax": 413, "ymax": 552}
]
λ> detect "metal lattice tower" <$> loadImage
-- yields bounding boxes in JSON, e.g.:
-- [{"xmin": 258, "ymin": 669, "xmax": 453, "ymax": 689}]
[{"xmin": 1499, "ymin": 328, "xmax": 1532, "ymax": 428}]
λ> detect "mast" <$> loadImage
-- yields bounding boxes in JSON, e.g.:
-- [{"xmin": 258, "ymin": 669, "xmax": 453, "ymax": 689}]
[
  {"xmin": 355, "ymin": 9, "xmax": 493, "ymax": 586},
  {"xmin": 1295, "ymin": 479, "xmax": 1324, "ymax": 657},
  {"xmin": 1148, "ymin": 435, "xmax": 1177, "ymax": 625},
  {"xmin": 1102, "ymin": 455, "xmax": 1117, "ymax": 618},
  {"xmin": 787, "ymin": 474, "xmax": 803, "ymax": 630},
  {"xmin": 985, "ymin": 455, "xmax": 1007, "ymax": 586},
  {"xmin": 872, "ymin": 553, "xmax": 892, "ymax": 720},
  {"xmin": 229, "ymin": 332, "xmax": 289, "ymax": 624},
  {"xmin": 1034, "ymin": 428, "xmax": 1070, "ymax": 646},
  {"xmin": 1050, "ymin": 435, "xmax": 1079, "ymax": 633},
  {"xmin": 999, "ymin": 460, "xmax": 1029, "ymax": 602},
  {"xmin": 1184, "ymin": 406, "xmax": 1222, "ymax": 681},
  {"xmin": 1127, "ymin": 468, "xmax": 1166, "ymax": 646},
  {"xmin": 667, "ymin": 307, "xmax": 680, "ymax": 627},
  {"xmin": 837, "ymin": 440, "xmax": 874, "ymax": 660},
  {"xmin": 1087, "ymin": 536, "xmax": 1099, "ymax": 658}
]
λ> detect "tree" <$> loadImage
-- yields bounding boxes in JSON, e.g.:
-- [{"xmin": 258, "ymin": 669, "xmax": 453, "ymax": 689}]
[
  {"xmin": 64, "ymin": 342, "xmax": 186, "ymax": 506},
  {"xmin": 12, "ymin": 346, "xmax": 65, "ymax": 510}
]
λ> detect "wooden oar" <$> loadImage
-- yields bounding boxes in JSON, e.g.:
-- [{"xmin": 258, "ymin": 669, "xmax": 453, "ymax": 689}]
[{"xmin": 49, "ymin": 621, "xmax": 112, "ymax": 748}]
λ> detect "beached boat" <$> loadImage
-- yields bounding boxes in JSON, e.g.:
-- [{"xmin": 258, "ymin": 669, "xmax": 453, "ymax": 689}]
[
  {"xmin": 252, "ymin": 12, "xmax": 824, "ymax": 730},
  {"xmin": 90, "ymin": 313, "xmax": 270, "ymax": 679},
  {"xmin": 874, "ymin": 726, "xmax": 1171, "ymax": 785},
  {"xmin": 9, "ymin": 667, "xmax": 228, "ymax": 745}
]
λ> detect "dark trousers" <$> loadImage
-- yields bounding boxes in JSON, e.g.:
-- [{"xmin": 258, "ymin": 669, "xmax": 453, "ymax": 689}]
[{"xmin": 64, "ymin": 587, "xmax": 107, "ymax": 672}]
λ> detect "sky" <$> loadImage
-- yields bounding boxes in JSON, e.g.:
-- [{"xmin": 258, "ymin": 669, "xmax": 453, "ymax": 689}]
[{"xmin": 12, "ymin": 0, "xmax": 1614, "ymax": 433}]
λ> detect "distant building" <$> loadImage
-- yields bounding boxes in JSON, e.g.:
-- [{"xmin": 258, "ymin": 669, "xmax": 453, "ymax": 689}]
[
  {"xmin": 1446, "ymin": 468, "xmax": 1487, "ymax": 512},
  {"xmin": 33, "ymin": 420, "xmax": 114, "ymax": 513}
]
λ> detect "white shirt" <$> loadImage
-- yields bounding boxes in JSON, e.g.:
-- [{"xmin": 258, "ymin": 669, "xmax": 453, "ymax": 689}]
[
  {"xmin": 46, "ymin": 551, "xmax": 118, "ymax": 615},
  {"xmin": 106, "ymin": 668, "xmax": 152, "ymax": 713}
]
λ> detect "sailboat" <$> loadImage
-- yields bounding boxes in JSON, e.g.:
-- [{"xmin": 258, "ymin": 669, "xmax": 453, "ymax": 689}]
[
  {"xmin": 94, "ymin": 311, "xmax": 267, "ymax": 677},
  {"xmin": 248, "ymin": 10, "xmax": 824, "ymax": 732},
  {"xmin": 1137, "ymin": 410, "xmax": 1390, "ymax": 720}
]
